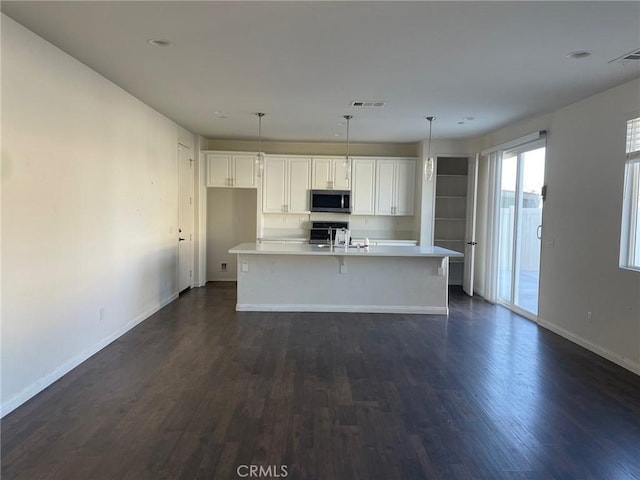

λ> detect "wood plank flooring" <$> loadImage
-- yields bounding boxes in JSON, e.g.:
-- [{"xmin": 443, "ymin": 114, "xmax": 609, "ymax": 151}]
[{"xmin": 2, "ymin": 283, "xmax": 640, "ymax": 479}]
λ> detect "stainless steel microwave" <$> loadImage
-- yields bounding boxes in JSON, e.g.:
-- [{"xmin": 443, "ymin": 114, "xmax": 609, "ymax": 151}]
[{"xmin": 310, "ymin": 189, "xmax": 351, "ymax": 213}]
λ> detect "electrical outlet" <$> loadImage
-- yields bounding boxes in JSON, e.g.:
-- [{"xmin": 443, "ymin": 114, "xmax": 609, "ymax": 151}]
[
  {"xmin": 587, "ymin": 311, "xmax": 592, "ymax": 322},
  {"xmin": 99, "ymin": 307, "xmax": 105, "ymax": 322},
  {"xmin": 221, "ymin": 262, "xmax": 227, "ymax": 272}
]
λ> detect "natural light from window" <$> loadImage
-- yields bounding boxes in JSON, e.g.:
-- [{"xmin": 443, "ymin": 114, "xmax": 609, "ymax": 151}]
[{"xmin": 620, "ymin": 117, "xmax": 640, "ymax": 271}]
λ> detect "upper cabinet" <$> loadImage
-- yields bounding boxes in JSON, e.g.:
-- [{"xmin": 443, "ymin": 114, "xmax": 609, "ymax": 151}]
[
  {"xmin": 351, "ymin": 158, "xmax": 376, "ymax": 215},
  {"xmin": 263, "ymin": 156, "xmax": 311, "ymax": 213},
  {"xmin": 311, "ymin": 157, "xmax": 350, "ymax": 190},
  {"xmin": 375, "ymin": 158, "xmax": 416, "ymax": 215},
  {"xmin": 206, "ymin": 152, "xmax": 256, "ymax": 188}
]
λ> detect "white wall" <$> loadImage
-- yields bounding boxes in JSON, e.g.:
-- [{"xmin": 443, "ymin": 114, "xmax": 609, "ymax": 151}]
[
  {"xmin": 472, "ymin": 78, "xmax": 640, "ymax": 374},
  {"xmin": 206, "ymin": 189, "xmax": 257, "ymax": 281},
  {"xmin": 1, "ymin": 15, "xmax": 194, "ymax": 415}
]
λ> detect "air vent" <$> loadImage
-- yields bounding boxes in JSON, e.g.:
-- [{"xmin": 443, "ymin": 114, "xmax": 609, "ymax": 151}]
[
  {"xmin": 609, "ymin": 48, "xmax": 640, "ymax": 63},
  {"xmin": 350, "ymin": 101, "xmax": 386, "ymax": 108}
]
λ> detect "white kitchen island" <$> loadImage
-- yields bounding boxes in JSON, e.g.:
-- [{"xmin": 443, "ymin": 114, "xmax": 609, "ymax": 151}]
[{"xmin": 229, "ymin": 242, "xmax": 463, "ymax": 315}]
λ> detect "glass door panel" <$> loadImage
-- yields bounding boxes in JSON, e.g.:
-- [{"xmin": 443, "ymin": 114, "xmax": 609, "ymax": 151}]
[
  {"xmin": 498, "ymin": 153, "xmax": 517, "ymax": 303},
  {"xmin": 515, "ymin": 148, "xmax": 545, "ymax": 314}
]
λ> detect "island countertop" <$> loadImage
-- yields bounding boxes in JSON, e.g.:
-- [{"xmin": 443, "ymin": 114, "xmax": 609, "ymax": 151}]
[{"xmin": 229, "ymin": 242, "xmax": 463, "ymax": 258}]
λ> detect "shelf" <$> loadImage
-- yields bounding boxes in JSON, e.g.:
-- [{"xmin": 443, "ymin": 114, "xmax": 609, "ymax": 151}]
[{"xmin": 435, "ymin": 157, "xmax": 469, "ymax": 274}]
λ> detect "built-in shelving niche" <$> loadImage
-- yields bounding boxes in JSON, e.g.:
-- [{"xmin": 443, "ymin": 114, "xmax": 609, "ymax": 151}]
[{"xmin": 434, "ymin": 157, "xmax": 469, "ymax": 285}]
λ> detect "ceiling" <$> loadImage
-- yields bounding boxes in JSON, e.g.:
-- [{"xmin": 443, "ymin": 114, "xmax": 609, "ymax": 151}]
[{"xmin": 2, "ymin": 1, "xmax": 639, "ymax": 143}]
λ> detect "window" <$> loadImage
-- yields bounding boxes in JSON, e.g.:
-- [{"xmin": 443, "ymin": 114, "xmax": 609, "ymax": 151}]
[{"xmin": 620, "ymin": 116, "xmax": 640, "ymax": 271}]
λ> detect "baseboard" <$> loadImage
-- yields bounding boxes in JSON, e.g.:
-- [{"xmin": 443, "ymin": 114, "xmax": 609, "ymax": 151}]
[
  {"xmin": 537, "ymin": 318, "xmax": 640, "ymax": 376},
  {"xmin": 1, "ymin": 292, "xmax": 179, "ymax": 418},
  {"xmin": 236, "ymin": 304, "xmax": 448, "ymax": 315}
]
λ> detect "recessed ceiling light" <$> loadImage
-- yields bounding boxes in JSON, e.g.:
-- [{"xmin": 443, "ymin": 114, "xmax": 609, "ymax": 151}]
[
  {"xmin": 463, "ymin": 116, "xmax": 475, "ymax": 121},
  {"xmin": 567, "ymin": 50, "xmax": 591, "ymax": 59},
  {"xmin": 334, "ymin": 133, "xmax": 342, "ymax": 137},
  {"xmin": 458, "ymin": 121, "xmax": 465, "ymax": 125},
  {"xmin": 148, "ymin": 39, "xmax": 173, "ymax": 47}
]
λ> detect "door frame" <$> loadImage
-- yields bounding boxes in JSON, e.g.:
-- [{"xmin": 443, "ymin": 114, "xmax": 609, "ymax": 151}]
[
  {"xmin": 177, "ymin": 143, "xmax": 194, "ymax": 293},
  {"xmin": 495, "ymin": 138, "xmax": 546, "ymax": 321},
  {"xmin": 463, "ymin": 154, "xmax": 478, "ymax": 296},
  {"xmin": 430, "ymin": 153, "xmax": 478, "ymax": 295}
]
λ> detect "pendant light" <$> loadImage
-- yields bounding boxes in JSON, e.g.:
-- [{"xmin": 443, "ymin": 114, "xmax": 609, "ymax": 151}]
[
  {"xmin": 424, "ymin": 116, "xmax": 436, "ymax": 181},
  {"xmin": 343, "ymin": 115, "xmax": 353, "ymax": 184},
  {"xmin": 256, "ymin": 112, "xmax": 265, "ymax": 177}
]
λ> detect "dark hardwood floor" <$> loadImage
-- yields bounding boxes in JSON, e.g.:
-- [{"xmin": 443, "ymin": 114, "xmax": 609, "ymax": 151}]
[{"xmin": 2, "ymin": 283, "xmax": 640, "ymax": 480}]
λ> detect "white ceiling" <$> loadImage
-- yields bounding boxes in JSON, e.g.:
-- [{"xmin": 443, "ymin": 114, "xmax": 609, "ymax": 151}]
[{"xmin": 2, "ymin": 1, "xmax": 639, "ymax": 143}]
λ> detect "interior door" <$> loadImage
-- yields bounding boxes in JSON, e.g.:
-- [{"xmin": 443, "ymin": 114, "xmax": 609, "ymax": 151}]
[
  {"xmin": 178, "ymin": 144, "xmax": 193, "ymax": 293},
  {"xmin": 463, "ymin": 155, "xmax": 478, "ymax": 296}
]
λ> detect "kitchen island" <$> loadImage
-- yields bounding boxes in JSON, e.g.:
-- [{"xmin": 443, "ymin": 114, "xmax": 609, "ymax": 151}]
[{"xmin": 229, "ymin": 242, "xmax": 463, "ymax": 315}]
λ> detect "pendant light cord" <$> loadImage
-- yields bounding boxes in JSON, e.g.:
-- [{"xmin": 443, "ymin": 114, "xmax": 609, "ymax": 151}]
[
  {"xmin": 344, "ymin": 115, "xmax": 353, "ymax": 157},
  {"xmin": 256, "ymin": 112, "xmax": 265, "ymax": 176},
  {"xmin": 343, "ymin": 115, "xmax": 353, "ymax": 181},
  {"xmin": 257, "ymin": 112, "xmax": 265, "ymax": 155},
  {"xmin": 427, "ymin": 116, "xmax": 435, "ymax": 158}
]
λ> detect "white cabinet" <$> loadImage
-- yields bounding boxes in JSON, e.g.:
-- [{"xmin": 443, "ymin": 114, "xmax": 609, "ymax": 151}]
[
  {"xmin": 263, "ymin": 156, "xmax": 311, "ymax": 213},
  {"xmin": 375, "ymin": 158, "xmax": 415, "ymax": 215},
  {"xmin": 311, "ymin": 157, "xmax": 350, "ymax": 190},
  {"xmin": 351, "ymin": 158, "xmax": 376, "ymax": 215},
  {"xmin": 206, "ymin": 152, "xmax": 256, "ymax": 188}
]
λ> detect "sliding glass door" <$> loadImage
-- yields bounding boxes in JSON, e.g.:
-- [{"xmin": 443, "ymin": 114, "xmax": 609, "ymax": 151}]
[{"xmin": 497, "ymin": 141, "xmax": 545, "ymax": 317}]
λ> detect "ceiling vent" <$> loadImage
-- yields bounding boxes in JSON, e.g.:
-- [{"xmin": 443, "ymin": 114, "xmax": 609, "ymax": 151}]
[
  {"xmin": 609, "ymin": 48, "xmax": 640, "ymax": 63},
  {"xmin": 350, "ymin": 101, "xmax": 386, "ymax": 108}
]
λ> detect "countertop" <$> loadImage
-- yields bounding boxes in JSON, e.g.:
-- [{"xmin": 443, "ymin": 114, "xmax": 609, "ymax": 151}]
[{"xmin": 229, "ymin": 242, "xmax": 463, "ymax": 258}]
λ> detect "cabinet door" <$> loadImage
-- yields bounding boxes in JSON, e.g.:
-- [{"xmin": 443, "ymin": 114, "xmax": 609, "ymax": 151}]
[
  {"xmin": 287, "ymin": 158, "xmax": 311, "ymax": 213},
  {"xmin": 311, "ymin": 158, "xmax": 332, "ymax": 189},
  {"xmin": 206, "ymin": 153, "xmax": 231, "ymax": 187},
  {"xmin": 232, "ymin": 154, "xmax": 256, "ymax": 188},
  {"xmin": 332, "ymin": 158, "xmax": 351, "ymax": 190},
  {"xmin": 375, "ymin": 159, "xmax": 395, "ymax": 215},
  {"xmin": 263, "ymin": 157, "xmax": 287, "ymax": 212},
  {"xmin": 351, "ymin": 159, "xmax": 376, "ymax": 215},
  {"xmin": 395, "ymin": 159, "xmax": 416, "ymax": 215}
]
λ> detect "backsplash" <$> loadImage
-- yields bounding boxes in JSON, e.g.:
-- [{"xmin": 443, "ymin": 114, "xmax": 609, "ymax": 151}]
[{"xmin": 261, "ymin": 213, "xmax": 417, "ymax": 241}]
